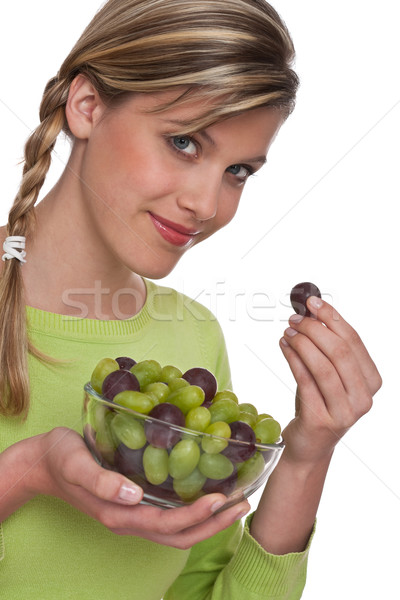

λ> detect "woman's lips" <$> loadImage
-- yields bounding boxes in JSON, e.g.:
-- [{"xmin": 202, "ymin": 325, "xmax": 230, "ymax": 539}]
[{"xmin": 149, "ymin": 213, "xmax": 200, "ymax": 247}]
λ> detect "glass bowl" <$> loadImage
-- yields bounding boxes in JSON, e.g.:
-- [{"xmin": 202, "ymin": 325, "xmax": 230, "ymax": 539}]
[{"xmin": 83, "ymin": 383, "xmax": 285, "ymax": 510}]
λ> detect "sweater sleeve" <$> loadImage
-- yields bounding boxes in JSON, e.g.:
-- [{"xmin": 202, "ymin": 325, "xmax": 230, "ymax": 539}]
[{"xmin": 164, "ymin": 514, "xmax": 314, "ymax": 600}]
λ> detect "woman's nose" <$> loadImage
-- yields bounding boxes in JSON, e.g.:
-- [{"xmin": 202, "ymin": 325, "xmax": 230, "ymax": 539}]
[{"xmin": 176, "ymin": 171, "xmax": 221, "ymax": 221}]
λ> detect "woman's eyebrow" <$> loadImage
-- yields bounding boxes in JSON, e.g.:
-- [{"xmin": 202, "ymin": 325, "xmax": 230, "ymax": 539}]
[{"xmin": 162, "ymin": 119, "xmax": 267, "ymax": 165}]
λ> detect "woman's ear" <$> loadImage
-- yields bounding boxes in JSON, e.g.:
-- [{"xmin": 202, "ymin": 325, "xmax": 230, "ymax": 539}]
[{"xmin": 65, "ymin": 74, "xmax": 106, "ymax": 139}]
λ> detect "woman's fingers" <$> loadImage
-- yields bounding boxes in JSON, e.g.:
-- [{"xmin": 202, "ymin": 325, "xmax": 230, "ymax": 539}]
[
  {"xmin": 306, "ymin": 296, "xmax": 382, "ymax": 395},
  {"xmin": 280, "ymin": 296, "xmax": 381, "ymax": 434},
  {"xmin": 110, "ymin": 497, "xmax": 250, "ymax": 548},
  {"xmin": 284, "ymin": 320, "xmax": 370, "ymax": 419},
  {"xmin": 45, "ymin": 428, "xmax": 250, "ymax": 549}
]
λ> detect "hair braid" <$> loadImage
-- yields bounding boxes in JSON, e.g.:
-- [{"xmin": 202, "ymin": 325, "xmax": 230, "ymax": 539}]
[{"xmin": 0, "ymin": 80, "xmax": 68, "ymax": 417}]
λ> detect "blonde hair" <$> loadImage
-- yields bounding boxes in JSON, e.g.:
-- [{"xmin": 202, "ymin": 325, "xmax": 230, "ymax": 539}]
[{"xmin": 0, "ymin": 0, "xmax": 298, "ymax": 417}]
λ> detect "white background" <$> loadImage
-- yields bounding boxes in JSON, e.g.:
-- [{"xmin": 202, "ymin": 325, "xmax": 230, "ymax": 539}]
[{"xmin": 1, "ymin": 1, "xmax": 399, "ymax": 597}]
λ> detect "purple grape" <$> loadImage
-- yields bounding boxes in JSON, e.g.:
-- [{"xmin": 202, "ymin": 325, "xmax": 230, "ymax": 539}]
[
  {"xmin": 202, "ymin": 468, "xmax": 237, "ymax": 496},
  {"xmin": 144, "ymin": 403, "xmax": 185, "ymax": 449},
  {"xmin": 116, "ymin": 356, "xmax": 137, "ymax": 370},
  {"xmin": 290, "ymin": 282, "xmax": 321, "ymax": 317},
  {"xmin": 222, "ymin": 421, "xmax": 256, "ymax": 463},
  {"xmin": 141, "ymin": 475, "xmax": 180, "ymax": 503},
  {"xmin": 102, "ymin": 369, "xmax": 140, "ymax": 400},
  {"xmin": 114, "ymin": 443, "xmax": 146, "ymax": 478},
  {"xmin": 182, "ymin": 367, "xmax": 217, "ymax": 406}
]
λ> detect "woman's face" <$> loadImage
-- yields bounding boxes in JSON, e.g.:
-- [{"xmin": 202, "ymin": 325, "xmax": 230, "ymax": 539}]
[{"xmin": 76, "ymin": 91, "xmax": 283, "ymax": 279}]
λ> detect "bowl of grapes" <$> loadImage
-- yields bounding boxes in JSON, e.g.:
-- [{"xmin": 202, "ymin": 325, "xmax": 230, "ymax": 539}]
[{"xmin": 83, "ymin": 356, "xmax": 285, "ymax": 510}]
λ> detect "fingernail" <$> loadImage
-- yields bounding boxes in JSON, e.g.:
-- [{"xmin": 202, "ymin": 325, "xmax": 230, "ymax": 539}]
[
  {"xmin": 308, "ymin": 296, "xmax": 323, "ymax": 309},
  {"xmin": 211, "ymin": 500, "xmax": 225, "ymax": 513},
  {"xmin": 289, "ymin": 313, "xmax": 304, "ymax": 324},
  {"xmin": 285, "ymin": 327, "xmax": 298, "ymax": 337},
  {"xmin": 235, "ymin": 508, "xmax": 250, "ymax": 521},
  {"xmin": 118, "ymin": 483, "xmax": 141, "ymax": 504},
  {"xmin": 280, "ymin": 337, "xmax": 289, "ymax": 347}
]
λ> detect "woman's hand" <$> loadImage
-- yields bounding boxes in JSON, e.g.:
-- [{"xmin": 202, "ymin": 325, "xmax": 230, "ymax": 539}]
[
  {"xmin": 279, "ymin": 294, "xmax": 382, "ymax": 463},
  {"xmin": 28, "ymin": 427, "xmax": 249, "ymax": 549},
  {"xmin": 250, "ymin": 295, "xmax": 381, "ymax": 555}
]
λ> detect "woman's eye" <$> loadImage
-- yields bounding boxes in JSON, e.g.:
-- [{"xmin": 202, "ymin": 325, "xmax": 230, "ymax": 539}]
[
  {"xmin": 226, "ymin": 164, "xmax": 253, "ymax": 180},
  {"xmin": 171, "ymin": 136, "xmax": 198, "ymax": 156}
]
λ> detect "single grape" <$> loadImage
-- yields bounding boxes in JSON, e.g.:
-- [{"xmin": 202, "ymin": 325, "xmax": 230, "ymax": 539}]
[
  {"xmin": 168, "ymin": 439, "xmax": 201, "ymax": 480},
  {"xmin": 201, "ymin": 422, "xmax": 231, "ymax": 454},
  {"xmin": 143, "ymin": 445, "xmax": 169, "ymax": 485},
  {"xmin": 144, "ymin": 403, "xmax": 185, "ymax": 448},
  {"xmin": 143, "ymin": 382, "xmax": 170, "ymax": 403},
  {"xmin": 160, "ymin": 365, "xmax": 183, "ymax": 383},
  {"xmin": 114, "ymin": 443, "xmax": 146, "ymax": 478},
  {"xmin": 290, "ymin": 282, "xmax": 321, "ymax": 317},
  {"xmin": 168, "ymin": 377, "xmax": 190, "ymax": 392},
  {"xmin": 222, "ymin": 421, "xmax": 256, "ymax": 463},
  {"xmin": 238, "ymin": 411, "xmax": 257, "ymax": 428},
  {"xmin": 256, "ymin": 413, "xmax": 273, "ymax": 423},
  {"xmin": 213, "ymin": 390, "xmax": 239, "ymax": 404},
  {"xmin": 173, "ymin": 467, "xmax": 206, "ymax": 500},
  {"xmin": 198, "ymin": 453, "xmax": 234, "ymax": 480},
  {"xmin": 130, "ymin": 360, "xmax": 162, "ymax": 389},
  {"xmin": 238, "ymin": 403, "xmax": 258, "ymax": 416},
  {"xmin": 113, "ymin": 390, "xmax": 156, "ymax": 414},
  {"xmin": 102, "ymin": 369, "xmax": 140, "ymax": 401},
  {"xmin": 202, "ymin": 468, "xmax": 237, "ymax": 496},
  {"xmin": 90, "ymin": 358, "xmax": 119, "ymax": 394},
  {"xmin": 237, "ymin": 451, "xmax": 265, "ymax": 488},
  {"xmin": 182, "ymin": 367, "xmax": 217, "ymax": 405},
  {"xmin": 111, "ymin": 412, "xmax": 146, "ymax": 449},
  {"xmin": 168, "ymin": 385, "xmax": 205, "ymax": 415},
  {"xmin": 95, "ymin": 410, "xmax": 118, "ymax": 466},
  {"xmin": 209, "ymin": 398, "xmax": 240, "ymax": 424},
  {"xmin": 142, "ymin": 475, "xmax": 178, "ymax": 503},
  {"xmin": 185, "ymin": 406, "xmax": 211, "ymax": 432},
  {"xmin": 254, "ymin": 418, "xmax": 281, "ymax": 444},
  {"xmin": 116, "ymin": 356, "xmax": 136, "ymax": 370}
]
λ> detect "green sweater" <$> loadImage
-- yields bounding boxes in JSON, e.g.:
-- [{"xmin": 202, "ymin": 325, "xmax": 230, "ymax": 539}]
[{"xmin": 0, "ymin": 279, "xmax": 311, "ymax": 599}]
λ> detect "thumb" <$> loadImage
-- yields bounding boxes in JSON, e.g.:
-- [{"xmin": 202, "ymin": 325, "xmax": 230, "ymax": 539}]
[
  {"xmin": 68, "ymin": 440, "xmax": 144, "ymax": 505},
  {"xmin": 86, "ymin": 464, "xmax": 143, "ymax": 505}
]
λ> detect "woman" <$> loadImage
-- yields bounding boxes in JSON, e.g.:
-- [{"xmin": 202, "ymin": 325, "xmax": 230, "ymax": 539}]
[{"xmin": 0, "ymin": 1, "xmax": 381, "ymax": 598}]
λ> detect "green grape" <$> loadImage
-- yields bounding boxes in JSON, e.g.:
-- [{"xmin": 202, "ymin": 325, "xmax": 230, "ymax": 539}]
[
  {"xmin": 173, "ymin": 467, "xmax": 206, "ymax": 500},
  {"xmin": 238, "ymin": 403, "xmax": 258, "ymax": 417},
  {"xmin": 113, "ymin": 390, "xmax": 156, "ymax": 414},
  {"xmin": 111, "ymin": 413, "xmax": 146, "ymax": 449},
  {"xmin": 237, "ymin": 451, "xmax": 265, "ymax": 487},
  {"xmin": 238, "ymin": 411, "xmax": 257, "ymax": 428},
  {"xmin": 201, "ymin": 422, "xmax": 231, "ymax": 454},
  {"xmin": 198, "ymin": 453, "xmax": 234, "ymax": 480},
  {"xmin": 168, "ymin": 377, "xmax": 190, "ymax": 392},
  {"xmin": 130, "ymin": 360, "xmax": 162, "ymax": 389},
  {"xmin": 209, "ymin": 398, "xmax": 240, "ymax": 424},
  {"xmin": 256, "ymin": 412, "xmax": 273, "ymax": 423},
  {"xmin": 213, "ymin": 390, "xmax": 239, "ymax": 404},
  {"xmin": 168, "ymin": 385, "xmax": 205, "ymax": 415},
  {"xmin": 91, "ymin": 358, "xmax": 119, "ymax": 394},
  {"xmin": 88, "ymin": 401, "xmax": 109, "ymax": 432},
  {"xmin": 168, "ymin": 439, "xmax": 200, "ymax": 480},
  {"xmin": 160, "ymin": 365, "xmax": 182, "ymax": 383},
  {"xmin": 185, "ymin": 406, "xmax": 211, "ymax": 432},
  {"xmin": 143, "ymin": 445, "xmax": 169, "ymax": 485},
  {"xmin": 254, "ymin": 418, "xmax": 281, "ymax": 444},
  {"xmin": 95, "ymin": 410, "xmax": 118, "ymax": 465},
  {"xmin": 143, "ymin": 382, "xmax": 170, "ymax": 403}
]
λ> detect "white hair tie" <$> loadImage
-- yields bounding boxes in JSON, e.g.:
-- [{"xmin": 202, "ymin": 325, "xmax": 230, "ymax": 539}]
[{"xmin": 2, "ymin": 236, "xmax": 27, "ymax": 263}]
